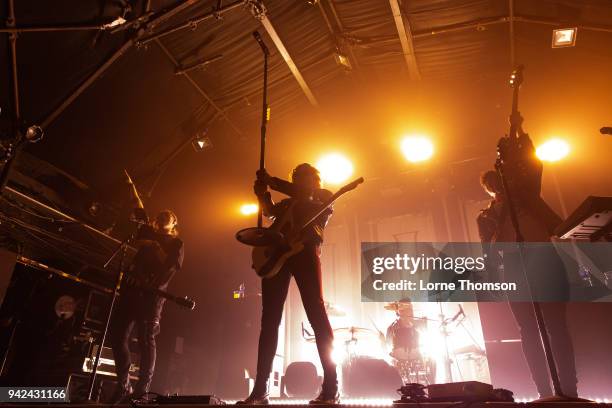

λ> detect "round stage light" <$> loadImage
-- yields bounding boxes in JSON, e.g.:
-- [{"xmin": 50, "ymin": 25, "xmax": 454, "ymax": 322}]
[
  {"xmin": 239, "ymin": 203, "xmax": 258, "ymax": 216},
  {"xmin": 400, "ymin": 135, "xmax": 434, "ymax": 163},
  {"xmin": 316, "ymin": 153, "xmax": 354, "ymax": 184},
  {"xmin": 536, "ymin": 138, "xmax": 570, "ymax": 162}
]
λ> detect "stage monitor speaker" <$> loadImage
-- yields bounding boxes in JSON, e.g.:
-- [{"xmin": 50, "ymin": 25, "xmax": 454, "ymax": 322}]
[
  {"xmin": 283, "ymin": 361, "xmax": 320, "ymax": 398},
  {"xmin": 342, "ymin": 357, "xmax": 402, "ymax": 398}
]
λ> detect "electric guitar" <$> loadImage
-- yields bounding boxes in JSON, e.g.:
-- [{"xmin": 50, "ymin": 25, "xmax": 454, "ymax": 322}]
[
  {"xmin": 252, "ymin": 177, "xmax": 364, "ymax": 279},
  {"xmin": 123, "ymin": 274, "xmax": 196, "ymax": 310}
]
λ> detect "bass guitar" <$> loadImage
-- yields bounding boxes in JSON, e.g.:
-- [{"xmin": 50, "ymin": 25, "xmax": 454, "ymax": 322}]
[{"xmin": 252, "ymin": 177, "xmax": 364, "ymax": 279}]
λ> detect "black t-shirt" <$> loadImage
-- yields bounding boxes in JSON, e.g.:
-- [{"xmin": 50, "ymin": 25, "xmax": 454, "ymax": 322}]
[
  {"xmin": 270, "ymin": 195, "xmax": 333, "ymax": 246},
  {"xmin": 131, "ymin": 224, "xmax": 184, "ymax": 291}
]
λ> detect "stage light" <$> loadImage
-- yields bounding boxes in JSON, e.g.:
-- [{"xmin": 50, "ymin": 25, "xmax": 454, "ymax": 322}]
[
  {"xmin": 316, "ymin": 153, "xmax": 354, "ymax": 184},
  {"xmin": 25, "ymin": 125, "xmax": 44, "ymax": 143},
  {"xmin": 192, "ymin": 131, "xmax": 212, "ymax": 152},
  {"xmin": 400, "ymin": 135, "xmax": 434, "ymax": 163},
  {"xmin": 535, "ymin": 138, "xmax": 570, "ymax": 162},
  {"xmin": 552, "ymin": 28, "xmax": 577, "ymax": 48},
  {"xmin": 334, "ymin": 52, "xmax": 352, "ymax": 70},
  {"xmin": 103, "ymin": 16, "xmax": 127, "ymax": 29},
  {"xmin": 239, "ymin": 203, "xmax": 258, "ymax": 216}
]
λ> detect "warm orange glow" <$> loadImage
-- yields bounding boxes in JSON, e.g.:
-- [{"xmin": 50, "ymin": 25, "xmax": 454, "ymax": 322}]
[
  {"xmin": 400, "ymin": 135, "xmax": 434, "ymax": 163},
  {"xmin": 239, "ymin": 203, "xmax": 259, "ymax": 216},
  {"xmin": 316, "ymin": 153, "xmax": 354, "ymax": 184},
  {"xmin": 536, "ymin": 138, "xmax": 570, "ymax": 162}
]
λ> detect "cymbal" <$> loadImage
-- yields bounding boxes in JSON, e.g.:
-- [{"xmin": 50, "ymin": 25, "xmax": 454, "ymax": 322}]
[
  {"xmin": 384, "ymin": 302, "xmax": 413, "ymax": 312},
  {"xmin": 333, "ymin": 326, "xmax": 376, "ymax": 342},
  {"xmin": 235, "ymin": 227, "xmax": 283, "ymax": 247}
]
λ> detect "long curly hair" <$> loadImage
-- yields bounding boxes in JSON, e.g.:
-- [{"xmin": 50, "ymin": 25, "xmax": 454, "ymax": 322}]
[{"xmin": 155, "ymin": 209, "xmax": 179, "ymax": 237}]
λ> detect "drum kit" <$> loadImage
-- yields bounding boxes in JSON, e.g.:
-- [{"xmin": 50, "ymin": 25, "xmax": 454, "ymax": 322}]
[
  {"xmin": 383, "ymin": 302, "xmax": 436, "ymax": 385},
  {"xmin": 302, "ymin": 301, "xmax": 486, "ymax": 388}
]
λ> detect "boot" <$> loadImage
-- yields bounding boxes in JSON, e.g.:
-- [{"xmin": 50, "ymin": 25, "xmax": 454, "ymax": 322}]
[
  {"xmin": 236, "ymin": 392, "xmax": 270, "ymax": 405},
  {"xmin": 110, "ymin": 382, "xmax": 133, "ymax": 405},
  {"xmin": 236, "ymin": 379, "xmax": 269, "ymax": 405}
]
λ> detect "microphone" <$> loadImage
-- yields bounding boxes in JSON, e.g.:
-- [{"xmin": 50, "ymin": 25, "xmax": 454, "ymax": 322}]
[
  {"xmin": 252, "ymin": 31, "xmax": 269, "ymax": 56},
  {"xmin": 600, "ymin": 127, "xmax": 612, "ymax": 135},
  {"xmin": 130, "ymin": 208, "xmax": 149, "ymax": 225}
]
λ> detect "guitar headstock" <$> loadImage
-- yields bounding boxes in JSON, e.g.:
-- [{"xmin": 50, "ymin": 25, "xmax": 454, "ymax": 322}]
[
  {"xmin": 178, "ymin": 296, "xmax": 196, "ymax": 310},
  {"xmin": 338, "ymin": 177, "xmax": 364, "ymax": 195},
  {"xmin": 509, "ymin": 65, "xmax": 524, "ymax": 89}
]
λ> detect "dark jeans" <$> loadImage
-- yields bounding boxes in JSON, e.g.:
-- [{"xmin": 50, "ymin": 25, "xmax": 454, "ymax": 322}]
[
  {"xmin": 508, "ymin": 302, "xmax": 578, "ymax": 397},
  {"xmin": 254, "ymin": 245, "xmax": 337, "ymax": 394},
  {"xmin": 502, "ymin": 246, "xmax": 577, "ymax": 396},
  {"xmin": 110, "ymin": 290, "xmax": 162, "ymax": 395}
]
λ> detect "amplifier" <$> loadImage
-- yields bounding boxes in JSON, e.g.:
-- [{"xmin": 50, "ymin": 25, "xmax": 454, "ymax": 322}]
[{"xmin": 427, "ymin": 381, "xmax": 493, "ymax": 401}]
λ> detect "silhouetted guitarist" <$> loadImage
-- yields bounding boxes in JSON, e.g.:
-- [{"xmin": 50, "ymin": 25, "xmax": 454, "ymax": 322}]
[{"xmin": 237, "ymin": 163, "xmax": 339, "ymax": 405}]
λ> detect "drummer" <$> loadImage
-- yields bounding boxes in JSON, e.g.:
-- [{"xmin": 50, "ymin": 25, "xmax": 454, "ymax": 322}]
[{"xmin": 385, "ymin": 301, "xmax": 423, "ymax": 361}]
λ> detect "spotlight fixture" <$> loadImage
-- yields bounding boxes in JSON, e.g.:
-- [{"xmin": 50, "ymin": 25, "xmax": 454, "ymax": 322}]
[
  {"xmin": 24, "ymin": 125, "xmax": 44, "ymax": 143},
  {"xmin": 552, "ymin": 27, "xmax": 577, "ymax": 48},
  {"xmin": 103, "ymin": 16, "xmax": 127, "ymax": 29},
  {"xmin": 192, "ymin": 132, "xmax": 212, "ymax": 152},
  {"xmin": 334, "ymin": 52, "xmax": 352, "ymax": 71}
]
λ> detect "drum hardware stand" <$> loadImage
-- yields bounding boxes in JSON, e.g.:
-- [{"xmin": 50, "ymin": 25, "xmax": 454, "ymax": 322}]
[{"xmin": 437, "ymin": 303, "xmax": 454, "ymax": 383}]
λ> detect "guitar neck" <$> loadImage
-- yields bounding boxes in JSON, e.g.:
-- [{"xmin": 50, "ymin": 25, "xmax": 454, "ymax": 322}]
[
  {"xmin": 509, "ymin": 86, "xmax": 520, "ymax": 138},
  {"xmin": 127, "ymin": 280, "xmax": 195, "ymax": 310},
  {"xmin": 300, "ymin": 177, "xmax": 364, "ymax": 232}
]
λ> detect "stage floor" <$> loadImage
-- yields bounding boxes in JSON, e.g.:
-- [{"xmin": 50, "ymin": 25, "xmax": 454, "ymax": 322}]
[{"xmin": 3, "ymin": 402, "xmax": 610, "ymax": 408}]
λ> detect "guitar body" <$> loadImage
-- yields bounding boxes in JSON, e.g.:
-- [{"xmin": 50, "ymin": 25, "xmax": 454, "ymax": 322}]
[
  {"xmin": 252, "ymin": 241, "xmax": 304, "ymax": 279},
  {"xmin": 249, "ymin": 177, "xmax": 364, "ymax": 279}
]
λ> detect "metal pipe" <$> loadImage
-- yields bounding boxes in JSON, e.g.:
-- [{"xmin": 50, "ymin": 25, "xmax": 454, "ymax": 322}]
[
  {"xmin": 7, "ymin": 0, "xmax": 19, "ymax": 120},
  {"xmin": 145, "ymin": 0, "xmax": 205, "ymax": 31},
  {"xmin": 138, "ymin": 0, "xmax": 245, "ymax": 46},
  {"xmin": 155, "ymin": 39, "xmax": 243, "ymax": 137},
  {"xmin": 412, "ymin": 16, "xmax": 509, "ymax": 38},
  {"xmin": 259, "ymin": 15, "xmax": 319, "ymax": 107},
  {"xmin": 4, "ymin": 185, "xmax": 123, "ymax": 246},
  {"xmin": 174, "ymin": 54, "xmax": 223, "ymax": 75},
  {"xmin": 16, "ymin": 255, "xmax": 113, "ymax": 294},
  {"xmin": 389, "ymin": 0, "xmax": 420, "ymax": 80},
  {"xmin": 0, "ymin": 24, "xmax": 105, "ymax": 34},
  {"xmin": 40, "ymin": 39, "xmax": 135, "ymax": 130}
]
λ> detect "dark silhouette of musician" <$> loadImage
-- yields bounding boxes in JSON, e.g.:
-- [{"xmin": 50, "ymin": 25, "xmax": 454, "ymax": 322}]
[
  {"xmin": 237, "ymin": 164, "xmax": 338, "ymax": 405},
  {"xmin": 110, "ymin": 174, "xmax": 184, "ymax": 402},
  {"xmin": 477, "ymin": 122, "xmax": 578, "ymax": 397}
]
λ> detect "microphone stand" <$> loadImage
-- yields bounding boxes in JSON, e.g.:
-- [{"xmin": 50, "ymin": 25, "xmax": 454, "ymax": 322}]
[
  {"xmin": 86, "ymin": 226, "xmax": 138, "ymax": 401},
  {"xmin": 235, "ymin": 31, "xmax": 282, "ymax": 247},
  {"xmin": 254, "ymin": 30, "xmax": 269, "ymax": 229}
]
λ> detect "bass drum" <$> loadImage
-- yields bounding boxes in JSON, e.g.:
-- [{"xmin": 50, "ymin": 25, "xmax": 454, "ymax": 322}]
[{"xmin": 341, "ymin": 357, "xmax": 402, "ymax": 398}]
